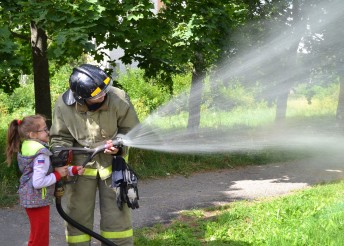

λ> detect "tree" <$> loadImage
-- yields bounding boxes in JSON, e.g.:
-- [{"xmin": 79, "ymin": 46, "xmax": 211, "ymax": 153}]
[
  {"xmin": 153, "ymin": 1, "xmax": 249, "ymax": 128},
  {"xmin": 5, "ymin": 0, "xmax": 340, "ymax": 130},
  {"xmin": 303, "ymin": 0, "xmax": 344, "ymax": 126},
  {"xmin": 253, "ymin": 0, "xmax": 344, "ymax": 123},
  {"xmin": 0, "ymin": 0, "xmax": 156, "ymax": 124},
  {"xmin": 0, "ymin": 1, "xmax": 97, "ymax": 123},
  {"xmin": 30, "ymin": 21, "xmax": 51, "ymax": 121},
  {"xmin": 237, "ymin": 0, "xmax": 305, "ymax": 122},
  {"xmin": 0, "ymin": 0, "xmax": 281, "ymax": 130},
  {"xmin": 219, "ymin": 0, "xmax": 344, "ymax": 123}
]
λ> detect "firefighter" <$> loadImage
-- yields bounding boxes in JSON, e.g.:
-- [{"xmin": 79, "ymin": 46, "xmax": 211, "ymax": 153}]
[{"xmin": 50, "ymin": 64, "xmax": 139, "ymax": 246}]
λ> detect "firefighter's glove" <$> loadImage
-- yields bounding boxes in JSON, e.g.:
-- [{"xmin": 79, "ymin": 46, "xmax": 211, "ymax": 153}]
[
  {"xmin": 111, "ymin": 156, "xmax": 139, "ymax": 210},
  {"xmin": 124, "ymin": 168, "xmax": 139, "ymax": 209},
  {"xmin": 112, "ymin": 160, "xmax": 126, "ymax": 210},
  {"xmin": 51, "ymin": 148, "xmax": 69, "ymax": 167}
]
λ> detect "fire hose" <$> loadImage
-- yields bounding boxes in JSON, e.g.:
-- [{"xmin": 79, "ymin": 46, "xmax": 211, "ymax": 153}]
[{"xmin": 53, "ymin": 137, "xmax": 124, "ymax": 246}]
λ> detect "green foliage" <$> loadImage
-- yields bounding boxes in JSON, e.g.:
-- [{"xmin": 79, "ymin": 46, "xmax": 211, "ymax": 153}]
[
  {"xmin": 0, "ymin": 76, "xmax": 35, "ymax": 121},
  {"xmin": 0, "ymin": 3, "xmax": 32, "ymax": 93},
  {"xmin": 172, "ymin": 72, "xmax": 192, "ymax": 96},
  {"xmin": 0, "ymin": 0, "xmax": 157, "ymax": 94},
  {"xmin": 0, "ymin": 91, "xmax": 9, "ymax": 115},
  {"xmin": 0, "ymin": 62, "xmax": 70, "ymax": 122},
  {"xmin": 294, "ymin": 81, "xmax": 339, "ymax": 104},
  {"xmin": 161, "ymin": 0, "xmax": 249, "ymax": 70},
  {"xmin": 6, "ymin": 78, "xmax": 35, "ymax": 114},
  {"xmin": 203, "ymin": 78, "xmax": 260, "ymax": 111},
  {"xmin": 49, "ymin": 63, "xmax": 74, "ymax": 105},
  {"xmin": 117, "ymin": 69, "xmax": 172, "ymax": 120}
]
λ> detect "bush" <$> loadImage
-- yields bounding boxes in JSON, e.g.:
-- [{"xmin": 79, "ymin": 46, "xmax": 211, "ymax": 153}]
[
  {"xmin": 50, "ymin": 63, "xmax": 73, "ymax": 105},
  {"xmin": 0, "ymin": 91, "xmax": 9, "ymax": 115},
  {"xmin": 117, "ymin": 69, "xmax": 172, "ymax": 120},
  {"xmin": 6, "ymin": 76, "xmax": 35, "ymax": 114}
]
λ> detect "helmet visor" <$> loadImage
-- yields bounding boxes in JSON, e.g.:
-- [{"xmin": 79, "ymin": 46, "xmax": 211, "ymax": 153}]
[
  {"xmin": 88, "ymin": 78, "xmax": 113, "ymax": 100},
  {"xmin": 90, "ymin": 85, "xmax": 111, "ymax": 100}
]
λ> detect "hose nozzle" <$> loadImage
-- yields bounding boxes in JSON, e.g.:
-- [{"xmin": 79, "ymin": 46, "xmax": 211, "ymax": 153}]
[{"xmin": 112, "ymin": 134, "xmax": 125, "ymax": 148}]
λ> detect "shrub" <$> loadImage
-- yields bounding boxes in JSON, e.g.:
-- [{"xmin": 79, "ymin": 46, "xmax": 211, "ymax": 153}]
[
  {"xmin": 117, "ymin": 69, "xmax": 172, "ymax": 120},
  {"xmin": 50, "ymin": 64, "xmax": 73, "ymax": 105},
  {"xmin": 0, "ymin": 90, "xmax": 9, "ymax": 115},
  {"xmin": 6, "ymin": 76, "xmax": 35, "ymax": 114}
]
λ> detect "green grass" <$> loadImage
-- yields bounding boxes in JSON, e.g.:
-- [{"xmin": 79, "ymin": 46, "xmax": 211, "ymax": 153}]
[
  {"xmin": 134, "ymin": 180, "xmax": 344, "ymax": 245},
  {"xmin": 0, "ymin": 161, "xmax": 20, "ymax": 207}
]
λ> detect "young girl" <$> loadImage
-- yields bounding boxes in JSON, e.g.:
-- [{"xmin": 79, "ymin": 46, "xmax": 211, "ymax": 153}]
[{"xmin": 5, "ymin": 114, "xmax": 84, "ymax": 246}]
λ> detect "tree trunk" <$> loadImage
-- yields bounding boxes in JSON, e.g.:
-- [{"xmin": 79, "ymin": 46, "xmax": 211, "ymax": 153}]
[
  {"xmin": 275, "ymin": 91, "xmax": 289, "ymax": 122},
  {"xmin": 187, "ymin": 61, "xmax": 205, "ymax": 129},
  {"xmin": 30, "ymin": 21, "xmax": 52, "ymax": 127},
  {"xmin": 336, "ymin": 75, "xmax": 344, "ymax": 127},
  {"xmin": 275, "ymin": 0, "xmax": 300, "ymax": 123}
]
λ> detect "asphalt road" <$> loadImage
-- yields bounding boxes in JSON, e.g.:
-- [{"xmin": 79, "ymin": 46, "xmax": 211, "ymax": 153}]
[{"xmin": 1, "ymin": 152, "xmax": 343, "ymax": 246}]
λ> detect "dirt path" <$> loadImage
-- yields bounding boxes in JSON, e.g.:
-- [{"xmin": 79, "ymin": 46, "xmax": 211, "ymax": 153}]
[{"xmin": 1, "ymin": 152, "xmax": 343, "ymax": 246}]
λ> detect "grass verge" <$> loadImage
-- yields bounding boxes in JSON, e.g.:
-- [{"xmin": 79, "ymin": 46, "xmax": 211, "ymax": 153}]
[{"xmin": 134, "ymin": 179, "xmax": 344, "ymax": 245}]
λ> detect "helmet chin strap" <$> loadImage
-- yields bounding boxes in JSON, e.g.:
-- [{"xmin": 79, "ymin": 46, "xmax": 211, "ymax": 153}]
[{"xmin": 85, "ymin": 96, "xmax": 106, "ymax": 111}]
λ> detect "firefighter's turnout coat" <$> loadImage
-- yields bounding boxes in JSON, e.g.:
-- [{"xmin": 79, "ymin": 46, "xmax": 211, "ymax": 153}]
[{"xmin": 50, "ymin": 86, "xmax": 139, "ymax": 246}]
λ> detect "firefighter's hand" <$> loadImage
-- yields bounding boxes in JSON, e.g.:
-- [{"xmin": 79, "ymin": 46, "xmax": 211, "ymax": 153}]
[
  {"xmin": 104, "ymin": 140, "xmax": 119, "ymax": 155},
  {"xmin": 76, "ymin": 166, "xmax": 85, "ymax": 175}
]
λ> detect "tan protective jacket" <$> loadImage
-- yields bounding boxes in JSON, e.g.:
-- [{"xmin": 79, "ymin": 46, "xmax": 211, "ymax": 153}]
[{"xmin": 50, "ymin": 86, "xmax": 139, "ymax": 180}]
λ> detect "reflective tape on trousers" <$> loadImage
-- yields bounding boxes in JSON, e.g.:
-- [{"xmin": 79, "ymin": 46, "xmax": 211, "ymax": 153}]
[
  {"xmin": 83, "ymin": 165, "xmax": 112, "ymax": 178},
  {"xmin": 66, "ymin": 234, "xmax": 91, "ymax": 243},
  {"xmin": 101, "ymin": 228, "xmax": 133, "ymax": 239}
]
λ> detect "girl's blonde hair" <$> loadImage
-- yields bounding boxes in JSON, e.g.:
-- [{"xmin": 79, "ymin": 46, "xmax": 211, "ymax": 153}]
[{"xmin": 5, "ymin": 114, "xmax": 46, "ymax": 166}]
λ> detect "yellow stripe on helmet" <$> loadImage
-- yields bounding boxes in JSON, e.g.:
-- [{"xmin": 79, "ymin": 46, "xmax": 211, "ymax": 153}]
[
  {"xmin": 104, "ymin": 77, "xmax": 110, "ymax": 85},
  {"xmin": 90, "ymin": 77, "xmax": 110, "ymax": 97},
  {"xmin": 91, "ymin": 87, "xmax": 102, "ymax": 97}
]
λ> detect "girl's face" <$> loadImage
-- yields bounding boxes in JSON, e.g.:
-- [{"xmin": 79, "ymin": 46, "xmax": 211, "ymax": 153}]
[{"xmin": 30, "ymin": 118, "xmax": 49, "ymax": 143}]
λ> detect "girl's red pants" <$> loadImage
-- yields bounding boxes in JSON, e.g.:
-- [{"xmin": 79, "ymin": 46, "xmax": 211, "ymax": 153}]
[{"xmin": 25, "ymin": 205, "xmax": 50, "ymax": 246}]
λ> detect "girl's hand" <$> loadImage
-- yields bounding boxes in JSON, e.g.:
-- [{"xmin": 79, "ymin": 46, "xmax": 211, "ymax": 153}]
[{"xmin": 55, "ymin": 165, "xmax": 68, "ymax": 177}]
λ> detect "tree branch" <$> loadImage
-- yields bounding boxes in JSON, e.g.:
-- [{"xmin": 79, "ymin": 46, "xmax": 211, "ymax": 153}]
[{"xmin": 10, "ymin": 30, "xmax": 30, "ymax": 41}]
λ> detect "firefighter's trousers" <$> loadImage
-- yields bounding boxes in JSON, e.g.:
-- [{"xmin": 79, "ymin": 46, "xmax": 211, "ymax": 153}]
[{"xmin": 63, "ymin": 175, "xmax": 133, "ymax": 246}]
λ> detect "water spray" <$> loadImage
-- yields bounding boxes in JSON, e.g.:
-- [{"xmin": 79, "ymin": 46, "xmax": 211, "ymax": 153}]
[{"xmin": 55, "ymin": 0, "xmax": 344, "ymax": 244}]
